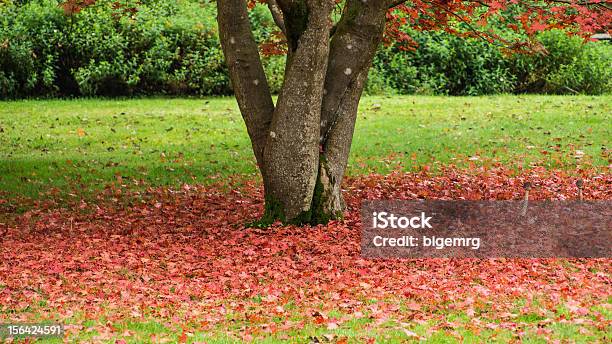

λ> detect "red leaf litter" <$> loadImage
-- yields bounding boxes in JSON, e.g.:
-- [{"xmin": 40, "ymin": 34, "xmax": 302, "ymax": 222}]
[{"xmin": 1, "ymin": 167, "xmax": 610, "ymax": 338}]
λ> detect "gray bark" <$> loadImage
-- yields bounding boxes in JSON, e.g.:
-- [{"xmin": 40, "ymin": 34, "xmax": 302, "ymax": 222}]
[
  {"xmin": 217, "ymin": 0, "xmax": 274, "ymax": 167},
  {"xmin": 267, "ymin": 0, "xmax": 286, "ymax": 36},
  {"xmin": 262, "ymin": 1, "xmax": 333, "ymax": 221},
  {"xmin": 317, "ymin": 0, "xmax": 389, "ymax": 218},
  {"xmin": 217, "ymin": 0, "xmax": 392, "ymax": 225}
]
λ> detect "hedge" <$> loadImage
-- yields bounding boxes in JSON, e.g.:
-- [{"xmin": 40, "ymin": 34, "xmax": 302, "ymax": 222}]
[{"xmin": 0, "ymin": 0, "xmax": 610, "ymax": 98}]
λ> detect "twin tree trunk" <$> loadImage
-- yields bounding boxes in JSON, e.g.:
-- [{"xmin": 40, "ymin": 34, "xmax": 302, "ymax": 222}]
[{"xmin": 217, "ymin": 0, "xmax": 392, "ymax": 225}]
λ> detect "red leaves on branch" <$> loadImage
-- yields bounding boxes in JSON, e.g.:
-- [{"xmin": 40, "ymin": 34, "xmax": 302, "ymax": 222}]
[
  {"xmin": 60, "ymin": 0, "xmax": 137, "ymax": 17},
  {"xmin": 59, "ymin": 1, "xmax": 611, "ymax": 54},
  {"xmin": 60, "ymin": 0, "xmax": 96, "ymax": 15},
  {"xmin": 260, "ymin": 31, "xmax": 289, "ymax": 56},
  {"xmin": 386, "ymin": 0, "xmax": 611, "ymax": 52}
]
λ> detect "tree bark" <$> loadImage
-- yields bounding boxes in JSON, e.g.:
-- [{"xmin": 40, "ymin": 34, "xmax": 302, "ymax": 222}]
[
  {"xmin": 262, "ymin": 1, "xmax": 333, "ymax": 223},
  {"xmin": 315, "ymin": 0, "xmax": 389, "ymax": 221},
  {"xmin": 217, "ymin": 0, "xmax": 390, "ymax": 225},
  {"xmin": 217, "ymin": 0, "xmax": 274, "ymax": 168}
]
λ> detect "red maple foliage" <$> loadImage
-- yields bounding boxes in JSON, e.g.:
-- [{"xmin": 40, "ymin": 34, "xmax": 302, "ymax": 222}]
[
  {"xmin": 60, "ymin": 1, "xmax": 611, "ymax": 55},
  {"xmin": 383, "ymin": 0, "xmax": 611, "ymax": 52}
]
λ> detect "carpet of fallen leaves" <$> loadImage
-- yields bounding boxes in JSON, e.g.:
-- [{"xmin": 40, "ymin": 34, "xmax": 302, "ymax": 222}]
[{"xmin": 1, "ymin": 166, "xmax": 611, "ymax": 342}]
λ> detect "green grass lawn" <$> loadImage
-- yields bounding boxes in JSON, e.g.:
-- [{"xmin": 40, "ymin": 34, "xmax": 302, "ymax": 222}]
[{"xmin": 0, "ymin": 95, "xmax": 609, "ymax": 201}]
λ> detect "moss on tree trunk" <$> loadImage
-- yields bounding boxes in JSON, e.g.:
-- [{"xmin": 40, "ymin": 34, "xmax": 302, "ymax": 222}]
[{"xmin": 256, "ymin": 156, "xmax": 344, "ymax": 227}]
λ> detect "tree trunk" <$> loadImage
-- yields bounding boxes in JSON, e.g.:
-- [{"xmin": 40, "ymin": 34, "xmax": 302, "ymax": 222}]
[
  {"xmin": 217, "ymin": 0, "xmax": 390, "ymax": 225},
  {"xmin": 259, "ymin": 1, "xmax": 333, "ymax": 223},
  {"xmin": 317, "ymin": 0, "xmax": 389, "ymax": 222}
]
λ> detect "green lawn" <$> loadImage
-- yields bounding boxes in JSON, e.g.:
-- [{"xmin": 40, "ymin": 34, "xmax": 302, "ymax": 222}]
[{"xmin": 0, "ymin": 95, "xmax": 609, "ymax": 201}]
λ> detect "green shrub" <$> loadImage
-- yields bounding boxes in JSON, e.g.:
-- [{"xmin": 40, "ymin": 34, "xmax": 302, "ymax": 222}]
[
  {"xmin": 546, "ymin": 44, "xmax": 611, "ymax": 95},
  {"xmin": 69, "ymin": 0, "xmax": 232, "ymax": 96},
  {"xmin": 0, "ymin": 0, "xmax": 66, "ymax": 97},
  {"xmin": 364, "ymin": 64, "xmax": 395, "ymax": 95},
  {"xmin": 1, "ymin": 1, "xmax": 609, "ymax": 98},
  {"xmin": 369, "ymin": 30, "xmax": 515, "ymax": 96},
  {"xmin": 262, "ymin": 55, "xmax": 286, "ymax": 94},
  {"xmin": 510, "ymin": 30, "xmax": 611, "ymax": 95},
  {"xmin": 0, "ymin": 0, "xmax": 288, "ymax": 98},
  {"xmin": 367, "ymin": 29, "xmax": 610, "ymax": 96}
]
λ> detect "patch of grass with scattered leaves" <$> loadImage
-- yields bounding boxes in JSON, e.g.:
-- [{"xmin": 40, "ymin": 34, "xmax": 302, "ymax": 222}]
[{"xmin": 0, "ymin": 95, "xmax": 609, "ymax": 202}]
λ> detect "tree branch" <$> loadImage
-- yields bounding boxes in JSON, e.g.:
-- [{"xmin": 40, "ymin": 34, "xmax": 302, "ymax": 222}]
[
  {"xmin": 321, "ymin": 0, "xmax": 388, "ymax": 145},
  {"xmin": 267, "ymin": 0, "xmax": 287, "ymax": 35},
  {"xmin": 428, "ymin": 1, "xmax": 506, "ymax": 47},
  {"xmin": 275, "ymin": 0, "xmax": 310, "ymax": 52},
  {"xmin": 318, "ymin": 0, "xmax": 388, "ymax": 195},
  {"xmin": 217, "ymin": 0, "xmax": 275, "ymax": 168}
]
